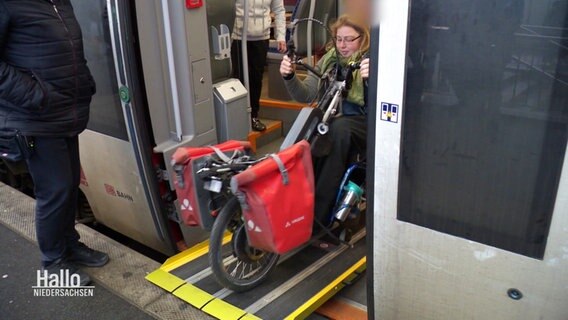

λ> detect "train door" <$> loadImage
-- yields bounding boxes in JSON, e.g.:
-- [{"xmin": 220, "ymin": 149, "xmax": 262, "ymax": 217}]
[
  {"xmin": 71, "ymin": 0, "xmax": 177, "ymax": 254},
  {"xmin": 370, "ymin": 0, "xmax": 568, "ymax": 318},
  {"xmin": 73, "ymin": 0, "xmax": 220, "ymax": 255}
]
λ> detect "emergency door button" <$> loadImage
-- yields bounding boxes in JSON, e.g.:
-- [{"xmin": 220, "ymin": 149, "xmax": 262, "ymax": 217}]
[{"xmin": 186, "ymin": 0, "xmax": 203, "ymax": 9}]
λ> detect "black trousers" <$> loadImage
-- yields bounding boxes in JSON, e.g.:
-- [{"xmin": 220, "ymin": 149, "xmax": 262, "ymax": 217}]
[
  {"xmin": 231, "ymin": 39, "xmax": 269, "ymax": 119},
  {"xmin": 313, "ymin": 116, "xmax": 367, "ymax": 223},
  {"xmin": 26, "ymin": 136, "xmax": 81, "ymax": 266}
]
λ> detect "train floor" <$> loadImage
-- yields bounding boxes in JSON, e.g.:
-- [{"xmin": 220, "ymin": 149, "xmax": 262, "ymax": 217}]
[{"xmin": 0, "ymin": 180, "xmax": 367, "ymax": 320}]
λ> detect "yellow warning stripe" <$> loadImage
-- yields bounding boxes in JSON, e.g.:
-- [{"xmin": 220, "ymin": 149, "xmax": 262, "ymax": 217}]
[
  {"xmin": 239, "ymin": 313, "xmax": 263, "ymax": 320},
  {"xmin": 147, "ymin": 257, "xmax": 365, "ymax": 320},
  {"xmin": 283, "ymin": 257, "xmax": 367, "ymax": 320},
  {"xmin": 148, "ymin": 234, "xmax": 365, "ymax": 320},
  {"xmin": 147, "ymin": 269, "xmax": 249, "ymax": 320},
  {"xmin": 145, "ymin": 269, "xmax": 186, "ymax": 293},
  {"xmin": 161, "ymin": 233, "xmax": 231, "ymax": 272},
  {"xmin": 173, "ymin": 283, "xmax": 216, "ymax": 309},
  {"xmin": 147, "ymin": 233, "xmax": 251, "ymax": 320},
  {"xmin": 202, "ymin": 298, "xmax": 248, "ymax": 320}
]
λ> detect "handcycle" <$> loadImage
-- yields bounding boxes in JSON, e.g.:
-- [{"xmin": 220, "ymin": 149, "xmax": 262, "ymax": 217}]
[{"xmin": 173, "ymin": 18, "xmax": 367, "ymax": 292}]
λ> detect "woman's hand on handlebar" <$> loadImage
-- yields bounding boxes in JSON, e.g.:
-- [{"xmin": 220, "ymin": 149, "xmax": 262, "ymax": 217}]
[
  {"xmin": 280, "ymin": 55, "xmax": 295, "ymax": 78},
  {"xmin": 360, "ymin": 58, "xmax": 370, "ymax": 80}
]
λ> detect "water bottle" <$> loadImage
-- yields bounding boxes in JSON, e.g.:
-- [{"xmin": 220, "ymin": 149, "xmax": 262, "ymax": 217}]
[{"xmin": 334, "ymin": 181, "xmax": 363, "ymax": 221}]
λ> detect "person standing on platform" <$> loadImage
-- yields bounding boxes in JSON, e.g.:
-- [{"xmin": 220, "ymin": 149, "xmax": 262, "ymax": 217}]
[
  {"xmin": 231, "ymin": 0, "xmax": 287, "ymax": 132},
  {"xmin": 0, "ymin": 0, "xmax": 108, "ymax": 285}
]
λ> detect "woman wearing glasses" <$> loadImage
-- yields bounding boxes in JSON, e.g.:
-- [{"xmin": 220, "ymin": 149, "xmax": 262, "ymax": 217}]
[{"xmin": 279, "ymin": 15, "xmax": 370, "ymax": 223}]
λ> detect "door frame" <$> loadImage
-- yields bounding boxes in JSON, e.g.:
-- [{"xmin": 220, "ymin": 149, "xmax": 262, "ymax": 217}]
[{"xmin": 367, "ymin": 0, "xmax": 568, "ymax": 318}]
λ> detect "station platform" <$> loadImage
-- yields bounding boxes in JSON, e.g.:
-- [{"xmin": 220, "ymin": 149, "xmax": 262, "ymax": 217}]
[
  {"xmin": 0, "ymin": 182, "xmax": 214, "ymax": 320},
  {"xmin": 0, "ymin": 181, "xmax": 367, "ymax": 320}
]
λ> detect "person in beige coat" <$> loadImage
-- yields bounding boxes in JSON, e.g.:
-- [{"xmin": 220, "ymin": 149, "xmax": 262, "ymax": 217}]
[{"xmin": 231, "ymin": 0, "xmax": 287, "ymax": 131}]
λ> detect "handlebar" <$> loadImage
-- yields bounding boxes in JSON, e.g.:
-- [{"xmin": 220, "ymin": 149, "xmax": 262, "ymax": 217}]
[
  {"xmin": 196, "ymin": 155, "xmax": 269, "ymax": 181},
  {"xmin": 196, "ymin": 164, "xmax": 248, "ymax": 180},
  {"xmin": 286, "ymin": 39, "xmax": 324, "ymax": 79},
  {"xmin": 294, "ymin": 59, "xmax": 323, "ymax": 79},
  {"xmin": 286, "ymin": 49, "xmax": 362, "ymax": 83}
]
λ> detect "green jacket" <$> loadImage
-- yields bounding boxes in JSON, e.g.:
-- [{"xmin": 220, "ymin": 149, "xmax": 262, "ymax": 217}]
[{"xmin": 283, "ymin": 49, "xmax": 366, "ymax": 110}]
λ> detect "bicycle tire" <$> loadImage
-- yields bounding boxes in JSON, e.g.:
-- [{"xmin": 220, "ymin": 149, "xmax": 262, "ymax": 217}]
[{"xmin": 209, "ymin": 197, "xmax": 280, "ymax": 292}]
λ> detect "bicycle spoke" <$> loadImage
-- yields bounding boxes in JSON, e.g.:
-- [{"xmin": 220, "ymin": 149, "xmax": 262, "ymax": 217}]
[{"xmin": 210, "ymin": 197, "xmax": 279, "ymax": 291}]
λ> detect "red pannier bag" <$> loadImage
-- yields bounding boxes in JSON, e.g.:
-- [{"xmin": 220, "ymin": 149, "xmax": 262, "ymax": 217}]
[
  {"xmin": 230, "ymin": 140, "xmax": 315, "ymax": 254},
  {"xmin": 172, "ymin": 140, "xmax": 250, "ymax": 230}
]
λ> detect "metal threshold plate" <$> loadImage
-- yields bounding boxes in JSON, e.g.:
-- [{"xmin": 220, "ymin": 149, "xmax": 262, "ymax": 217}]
[{"xmin": 146, "ymin": 229, "xmax": 367, "ymax": 320}]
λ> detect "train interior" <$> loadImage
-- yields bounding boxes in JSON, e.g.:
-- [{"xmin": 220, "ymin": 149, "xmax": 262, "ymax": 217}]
[{"xmin": 1, "ymin": 0, "xmax": 567, "ymax": 319}]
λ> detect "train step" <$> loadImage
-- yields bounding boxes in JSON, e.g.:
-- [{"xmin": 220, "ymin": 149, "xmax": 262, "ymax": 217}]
[{"xmin": 247, "ymin": 118, "xmax": 283, "ymax": 153}]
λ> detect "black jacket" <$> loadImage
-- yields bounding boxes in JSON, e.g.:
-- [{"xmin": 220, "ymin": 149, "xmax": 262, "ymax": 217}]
[{"xmin": 0, "ymin": 0, "xmax": 95, "ymax": 137}]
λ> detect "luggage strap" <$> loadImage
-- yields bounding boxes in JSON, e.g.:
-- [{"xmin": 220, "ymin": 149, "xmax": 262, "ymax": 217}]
[
  {"xmin": 209, "ymin": 146, "xmax": 238, "ymax": 163},
  {"xmin": 269, "ymin": 154, "xmax": 289, "ymax": 185}
]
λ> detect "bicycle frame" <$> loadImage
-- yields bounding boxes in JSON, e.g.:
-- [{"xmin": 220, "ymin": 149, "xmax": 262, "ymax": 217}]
[{"xmin": 181, "ymin": 18, "xmax": 368, "ymax": 292}]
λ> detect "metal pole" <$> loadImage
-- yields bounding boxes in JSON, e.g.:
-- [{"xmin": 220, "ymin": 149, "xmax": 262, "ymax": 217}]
[
  {"xmin": 241, "ymin": 0, "xmax": 251, "ymax": 117},
  {"xmin": 307, "ymin": 0, "xmax": 316, "ymax": 66}
]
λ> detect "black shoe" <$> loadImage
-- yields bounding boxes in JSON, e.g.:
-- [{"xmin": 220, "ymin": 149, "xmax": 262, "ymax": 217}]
[
  {"xmin": 67, "ymin": 242, "xmax": 109, "ymax": 267},
  {"xmin": 251, "ymin": 118, "xmax": 267, "ymax": 131},
  {"xmin": 43, "ymin": 259, "xmax": 91, "ymax": 286}
]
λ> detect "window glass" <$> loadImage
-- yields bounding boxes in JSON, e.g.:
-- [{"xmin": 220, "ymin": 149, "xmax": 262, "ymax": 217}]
[
  {"xmin": 400, "ymin": 0, "xmax": 568, "ymax": 259},
  {"xmin": 72, "ymin": 0, "xmax": 128, "ymax": 141}
]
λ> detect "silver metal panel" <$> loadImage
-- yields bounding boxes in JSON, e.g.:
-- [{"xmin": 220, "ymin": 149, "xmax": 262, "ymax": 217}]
[
  {"xmin": 135, "ymin": 0, "xmax": 218, "ymax": 193},
  {"xmin": 373, "ymin": 0, "xmax": 568, "ymax": 319},
  {"xmin": 135, "ymin": 0, "xmax": 217, "ymax": 149},
  {"xmin": 214, "ymin": 78, "xmax": 248, "ymax": 103},
  {"xmin": 213, "ymin": 78, "xmax": 249, "ymax": 142},
  {"xmin": 134, "ymin": 0, "xmax": 175, "ymax": 147},
  {"xmin": 191, "ymin": 58, "xmax": 217, "ymax": 136},
  {"xmin": 191, "ymin": 59, "xmax": 211, "ymax": 105},
  {"xmin": 104, "ymin": 0, "xmax": 172, "ymax": 253},
  {"xmin": 371, "ymin": 0, "xmax": 407, "ymax": 314},
  {"xmin": 79, "ymin": 130, "xmax": 171, "ymax": 254}
]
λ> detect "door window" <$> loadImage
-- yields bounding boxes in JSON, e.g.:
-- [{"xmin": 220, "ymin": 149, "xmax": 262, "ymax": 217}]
[
  {"xmin": 72, "ymin": 0, "xmax": 128, "ymax": 141},
  {"xmin": 399, "ymin": 0, "xmax": 568, "ymax": 259}
]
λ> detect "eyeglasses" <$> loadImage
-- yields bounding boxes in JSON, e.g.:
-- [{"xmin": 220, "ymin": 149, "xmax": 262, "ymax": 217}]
[{"xmin": 334, "ymin": 35, "xmax": 361, "ymax": 44}]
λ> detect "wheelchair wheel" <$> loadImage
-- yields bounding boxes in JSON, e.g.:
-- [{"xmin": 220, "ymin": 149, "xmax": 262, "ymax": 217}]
[{"xmin": 209, "ymin": 197, "xmax": 280, "ymax": 292}]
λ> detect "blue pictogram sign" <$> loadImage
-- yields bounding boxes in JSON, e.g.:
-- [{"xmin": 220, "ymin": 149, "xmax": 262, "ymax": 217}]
[{"xmin": 380, "ymin": 102, "xmax": 399, "ymax": 123}]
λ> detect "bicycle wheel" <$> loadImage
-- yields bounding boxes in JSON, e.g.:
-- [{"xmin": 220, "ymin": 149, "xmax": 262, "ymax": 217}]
[{"xmin": 209, "ymin": 197, "xmax": 280, "ymax": 292}]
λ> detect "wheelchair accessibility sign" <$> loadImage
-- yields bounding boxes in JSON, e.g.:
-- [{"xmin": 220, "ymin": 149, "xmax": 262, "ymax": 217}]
[{"xmin": 381, "ymin": 102, "xmax": 399, "ymax": 123}]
